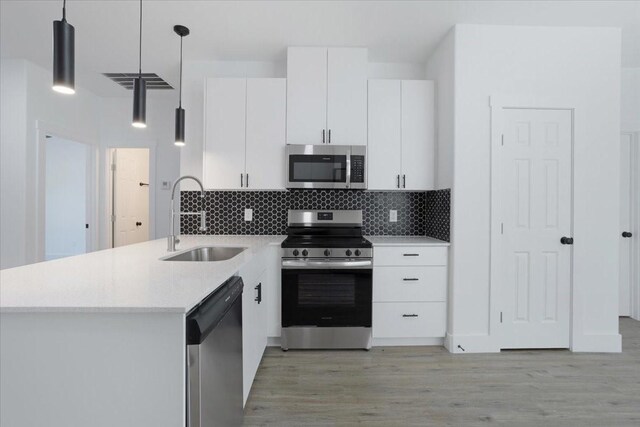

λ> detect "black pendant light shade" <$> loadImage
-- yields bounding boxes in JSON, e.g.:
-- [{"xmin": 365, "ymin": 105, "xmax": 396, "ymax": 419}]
[
  {"xmin": 174, "ymin": 25, "xmax": 189, "ymax": 146},
  {"xmin": 132, "ymin": 77, "xmax": 147, "ymax": 128},
  {"xmin": 132, "ymin": 0, "xmax": 147, "ymax": 128},
  {"xmin": 52, "ymin": 1, "xmax": 75, "ymax": 94},
  {"xmin": 175, "ymin": 107, "xmax": 185, "ymax": 146}
]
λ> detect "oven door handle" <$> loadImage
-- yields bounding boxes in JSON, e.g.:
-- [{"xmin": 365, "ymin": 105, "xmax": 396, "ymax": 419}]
[{"xmin": 281, "ymin": 259, "xmax": 373, "ymax": 270}]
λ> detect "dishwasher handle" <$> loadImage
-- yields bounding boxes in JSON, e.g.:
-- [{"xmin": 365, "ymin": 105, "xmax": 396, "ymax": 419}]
[{"xmin": 186, "ymin": 276, "xmax": 244, "ymax": 345}]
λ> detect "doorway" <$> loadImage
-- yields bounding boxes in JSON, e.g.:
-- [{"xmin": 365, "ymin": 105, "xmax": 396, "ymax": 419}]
[
  {"xmin": 496, "ymin": 108, "xmax": 573, "ymax": 349},
  {"xmin": 620, "ymin": 132, "xmax": 639, "ymax": 319},
  {"xmin": 110, "ymin": 148, "xmax": 150, "ymax": 248},
  {"xmin": 44, "ymin": 135, "xmax": 91, "ymax": 260}
]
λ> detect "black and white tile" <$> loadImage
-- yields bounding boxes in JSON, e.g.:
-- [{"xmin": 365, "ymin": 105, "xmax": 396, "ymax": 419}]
[
  {"xmin": 425, "ymin": 188, "xmax": 450, "ymax": 242},
  {"xmin": 181, "ymin": 189, "xmax": 451, "ymax": 240}
]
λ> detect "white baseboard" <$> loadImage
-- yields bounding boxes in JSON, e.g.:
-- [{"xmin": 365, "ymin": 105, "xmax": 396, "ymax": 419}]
[
  {"xmin": 372, "ymin": 337, "xmax": 444, "ymax": 347},
  {"xmin": 571, "ymin": 333, "xmax": 622, "ymax": 353},
  {"xmin": 445, "ymin": 333, "xmax": 500, "ymax": 354}
]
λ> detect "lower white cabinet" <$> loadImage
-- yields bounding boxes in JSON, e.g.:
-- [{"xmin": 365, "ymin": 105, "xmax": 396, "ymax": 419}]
[
  {"xmin": 240, "ymin": 258, "xmax": 268, "ymax": 406},
  {"xmin": 372, "ymin": 245, "xmax": 448, "ymax": 341}
]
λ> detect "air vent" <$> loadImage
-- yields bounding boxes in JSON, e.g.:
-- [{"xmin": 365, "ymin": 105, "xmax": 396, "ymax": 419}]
[{"xmin": 103, "ymin": 73, "xmax": 173, "ymax": 90}]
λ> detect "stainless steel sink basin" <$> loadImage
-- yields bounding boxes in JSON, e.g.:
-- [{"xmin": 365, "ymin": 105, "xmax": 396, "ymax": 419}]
[{"xmin": 162, "ymin": 246, "xmax": 246, "ymax": 262}]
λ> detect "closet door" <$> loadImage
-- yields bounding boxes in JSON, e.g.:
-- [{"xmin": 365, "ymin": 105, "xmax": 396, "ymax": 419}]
[
  {"xmin": 367, "ymin": 80, "xmax": 402, "ymax": 190},
  {"xmin": 204, "ymin": 78, "xmax": 247, "ymax": 189},
  {"xmin": 245, "ymin": 78, "xmax": 287, "ymax": 190},
  {"xmin": 401, "ymin": 80, "xmax": 435, "ymax": 190}
]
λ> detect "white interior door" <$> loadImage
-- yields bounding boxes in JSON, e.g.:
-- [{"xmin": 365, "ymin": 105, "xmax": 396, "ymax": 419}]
[
  {"xmin": 113, "ymin": 148, "xmax": 149, "ymax": 247},
  {"xmin": 367, "ymin": 79, "xmax": 402, "ymax": 190},
  {"xmin": 245, "ymin": 78, "xmax": 286, "ymax": 190},
  {"xmin": 204, "ymin": 78, "xmax": 247, "ymax": 189},
  {"xmin": 286, "ymin": 47, "xmax": 328, "ymax": 145},
  {"xmin": 326, "ymin": 47, "xmax": 367, "ymax": 146},
  {"xmin": 619, "ymin": 133, "xmax": 633, "ymax": 316},
  {"xmin": 500, "ymin": 109, "xmax": 572, "ymax": 349},
  {"xmin": 401, "ymin": 80, "xmax": 435, "ymax": 190}
]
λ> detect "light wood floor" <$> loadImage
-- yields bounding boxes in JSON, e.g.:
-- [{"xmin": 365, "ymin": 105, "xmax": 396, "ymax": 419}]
[{"xmin": 243, "ymin": 318, "xmax": 640, "ymax": 426}]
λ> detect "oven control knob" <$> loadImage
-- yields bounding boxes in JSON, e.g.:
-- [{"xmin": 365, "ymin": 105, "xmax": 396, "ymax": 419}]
[
  {"xmin": 292, "ymin": 249, "xmax": 299, "ymax": 257},
  {"xmin": 302, "ymin": 249, "xmax": 308, "ymax": 257},
  {"xmin": 324, "ymin": 249, "xmax": 331, "ymax": 257},
  {"xmin": 345, "ymin": 249, "xmax": 352, "ymax": 257},
  {"xmin": 354, "ymin": 249, "xmax": 361, "ymax": 257}
]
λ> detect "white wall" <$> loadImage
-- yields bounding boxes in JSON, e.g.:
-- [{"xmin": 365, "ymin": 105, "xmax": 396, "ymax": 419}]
[
  {"xmin": 621, "ymin": 68, "xmax": 640, "ymax": 132},
  {"xmin": 447, "ymin": 25, "xmax": 621, "ymax": 353},
  {"xmin": 0, "ymin": 59, "xmax": 180, "ymax": 269},
  {"xmin": 45, "ymin": 137, "xmax": 88, "ymax": 260},
  {"xmin": 425, "ymin": 30, "xmax": 455, "ymax": 190}
]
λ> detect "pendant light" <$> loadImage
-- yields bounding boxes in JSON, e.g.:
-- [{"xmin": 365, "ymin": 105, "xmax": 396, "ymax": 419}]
[
  {"xmin": 173, "ymin": 25, "xmax": 190, "ymax": 147},
  {"xmin": 132, "ymin": 0, "xmax": 146, "ymax": 128},
  {"xmin": 52, "ymin": 0, "xmax": 75, "ymax": 94}
]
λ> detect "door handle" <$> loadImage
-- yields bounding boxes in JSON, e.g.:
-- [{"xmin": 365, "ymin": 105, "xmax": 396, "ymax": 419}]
[
  {"xmin": 402, "ymin": 174, "xmax": 406, "ymax": 188},
  {"xmin": 622, "ymin": 231, "xmax": 632, "ymax": 238},
  {"xmin": 396, "ymin": 175, "xmax": 400, "ymax": 188},
  {"xmin": 255, "ymin": 283, "xmax": 262, "ymax": 304},
  {"xmin": 322, "ymin": 129, "xmax": 325, "ymax": 144},
  {"xmin": 560, "ymin": 237, "xmax": 574, "ymax": 245},
  {"xmin": 139, "ymin": 182, "xmax": 149, "ymax": 187},
  {"xmin": 328, "ymin": 129, "xmax": 331, "ymax": 144},
  {"xmin": 136, "ymin": 221, "xmax": 142, "ymax": 227},
  {"xmin": 240, "ymin": 173, "xmax": 243, "ymax": 188},
  {"xmin": 246, "ymin": 173, "xmax": 249, "ymax": 188}
]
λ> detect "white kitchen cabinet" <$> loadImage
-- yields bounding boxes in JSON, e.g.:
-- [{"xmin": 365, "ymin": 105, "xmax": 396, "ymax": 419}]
[
  {"xmin": 372, "ymin": 244, "xmax": 448, "ymax": 341},
  {"xmin": 367, "ymin": 79, "xmax": 435, "ymax": 191},
  {"xmin": 204, "ymin": 78, "xmax": 286, "ymax": 190},
  {"xmin": 401, "ymin": 80, "xmax": 435, "ymax": 190},
  {"xmin": 367, "ymin": 79, "xmax": 402, "ymax": 190},
  {"xmin": 286, "ymin": 47, "xmax": 367, "ymax": 145},
  {"xmin": 241, "ymin": 260, "xmax": 268, "ymax": 406},
  {"xmin": 204, "ymin": 78, "xmax": 246, "ymax": 190},
  {"xmin": 245, "ymin": 78, "xmax": 287, "ymax": 189}
]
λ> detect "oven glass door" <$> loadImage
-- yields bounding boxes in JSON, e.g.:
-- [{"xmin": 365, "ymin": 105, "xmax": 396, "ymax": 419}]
[
  {"xmin": 288, "ymin": 155, "xmax": 347, "ymax": 184},
  {"xmin": 282, "ymin": 268, "xmax": 372, "ymax": 327}
]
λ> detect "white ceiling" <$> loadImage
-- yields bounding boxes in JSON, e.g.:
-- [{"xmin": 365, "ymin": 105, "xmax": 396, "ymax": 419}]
[{"xmin": 2, "ymin": 0, "xmax": 639, "ymax": 97}]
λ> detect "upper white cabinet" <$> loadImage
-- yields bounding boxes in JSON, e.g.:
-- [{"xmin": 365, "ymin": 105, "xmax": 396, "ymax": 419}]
[
  {"xmin": 204, "ymin": 77, "xmax": 286, "ymax": 190},
  {"xmin": 287, "ymin": 47, "xmax": 367, "ymax": 145},
  {"xmin": 368, "ymin": 79, "xmax": 435, "ymax": 191}
]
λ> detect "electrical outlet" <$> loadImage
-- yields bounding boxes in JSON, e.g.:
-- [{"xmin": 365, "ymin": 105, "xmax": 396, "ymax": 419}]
[
  {"xmin": 389, "ymin": 210, "xmax": 398, "ymax": 223},
  {"xmin": 161, "ymin": 180, "xmax": 171, "ymax": 190},
  {"xmin": 244, "ymin": 209, "xmax": 253, "ymax": 221}
]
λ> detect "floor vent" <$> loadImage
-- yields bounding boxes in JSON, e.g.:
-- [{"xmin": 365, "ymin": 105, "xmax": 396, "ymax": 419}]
[{"xmin": 103, "ymin": 73, "xmax": 173, "ymax": 90}]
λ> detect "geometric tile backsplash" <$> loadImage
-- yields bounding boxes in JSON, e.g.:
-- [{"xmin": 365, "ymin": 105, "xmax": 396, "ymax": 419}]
[{"xmin": 181, "ymin": 189, "xmax": 450, "ymax": 241}]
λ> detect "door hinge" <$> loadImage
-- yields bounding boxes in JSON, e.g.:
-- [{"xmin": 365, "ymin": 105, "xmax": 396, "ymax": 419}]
[
  {"xmin": 501, "ymin": 134, "xmax": 504, "ymax": 146},
  {"xmin": 500, "ymin": 312, "xmax": 503, "ymax": 323},
  {"xmin": 111, "ymin": 163, "xmax": 116, "ymax": 171},
  {"xmin": 110, "ymin": 215, "xmax": 116, "ymax": 223}
]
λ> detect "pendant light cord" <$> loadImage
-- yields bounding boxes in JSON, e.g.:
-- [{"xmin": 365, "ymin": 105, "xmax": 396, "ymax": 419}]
[
  {"xmin": 179, "ymin": 36, "xmax": 183, "ymax": 107},
  {"xmin": 138, "ymin": 0, "xmax": 143, "ymax": 76}
]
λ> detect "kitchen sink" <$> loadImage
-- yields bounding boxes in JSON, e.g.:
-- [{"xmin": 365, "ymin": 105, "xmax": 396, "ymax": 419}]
[{"xmin": 161, "ymin": 246, "xmax": 246, "ymax": 262}]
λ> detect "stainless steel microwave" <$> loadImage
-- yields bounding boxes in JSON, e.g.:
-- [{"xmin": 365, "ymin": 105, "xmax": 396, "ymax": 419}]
[{"xmin": 286, "ymin": 145, "xmax": 367, "ymax": 190}]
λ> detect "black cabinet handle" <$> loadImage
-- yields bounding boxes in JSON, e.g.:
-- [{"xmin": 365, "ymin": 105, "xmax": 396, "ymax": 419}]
[
  {"xmin": 246, "ymin": 174, "xmax": 249, "ymax": 188},
  {"xmin": 403, "ymin": 253, "xmax": 419, "ymax": 257},
  {"xmin": 560, "ymin": 237, "xmax": 574, "ymax": 245},
  {"xmin": 402, "ymin": 314, "xmax": 419, "ymax": 318},
  {"xmin": 622, "ymin": 231, "xmax": 633, "ymax": 238},
  {"xmin": 396, "ymin": 175, "xmax": 400, "ymax": 188},
  {"xmin": 328, "ymin": 129, "xmax": 331, "ymax": 144},
  {"xmin": 136, "ymin": 221, "xmax": 142, "ymax": 227},
  {"xmin": 322, "ymin": 129, "xmax": 325, "ymax": 144},
  {"xmin": 403, "ymin": 278, "xmax": 419, "ymax": 281},
  {"xmin": 255, "ymin": 283, "xmax": 262, "ymax": 304},
  {"xmin": 402, "ymin": 174, "xmax": 406, "ymax": 188}
]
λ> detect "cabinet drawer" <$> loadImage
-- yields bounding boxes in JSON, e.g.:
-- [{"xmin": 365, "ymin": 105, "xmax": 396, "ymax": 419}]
[
  {"xmin": 374, "ymin": 246, "xmax": 447, "ymax": 266},
  {"xmin": 373, "ymin": 302, "xmax": 446, "ymax": 338},
  {"xmin": 373, "ymin": 266, "xmax": 446, "ymax": 302}
]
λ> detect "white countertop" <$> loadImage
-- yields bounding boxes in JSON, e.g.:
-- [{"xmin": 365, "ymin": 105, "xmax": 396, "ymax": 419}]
[
  {"xmin": 367, "ymin": 236, "xmax": 450, "ymax": 246},
  {"xmin": 0, "ymin": 235, "xmax": 285, "ymax": 314}
]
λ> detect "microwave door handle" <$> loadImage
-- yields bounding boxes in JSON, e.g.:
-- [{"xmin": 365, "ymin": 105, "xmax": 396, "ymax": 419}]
[{"xmin": 346, "ymin": 153, "xmax": 351, "ymax": 189}]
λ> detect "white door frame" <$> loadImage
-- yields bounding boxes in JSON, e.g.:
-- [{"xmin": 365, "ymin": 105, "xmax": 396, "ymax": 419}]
[
  {"xmin": 35, "ymin": 120, "xmax": 99, "ymax": 262},
  {"xmin": 489, "ymin": 95, "xmax": 577, "ymax": 350},
  {"xmin": 623, "ymin": 131, "xmax": 640, "ymax": 321},
  {"xmin": 104, "ymin": 143, "xmax": 157, "ymax": 249}
]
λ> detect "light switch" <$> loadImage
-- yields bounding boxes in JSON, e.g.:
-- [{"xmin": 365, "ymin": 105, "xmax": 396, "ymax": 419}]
[
  {"xmin": 389, "ymin": 210, "xmax": 398, "ymax": 223},
  {"xmin": 244, "ymin": 209, "xmax": 253, "ymax": 221}
]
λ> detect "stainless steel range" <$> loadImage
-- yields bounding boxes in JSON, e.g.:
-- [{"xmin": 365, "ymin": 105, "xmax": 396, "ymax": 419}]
[{"xmin": 280, "ymin": 210, "xmax": 373, "ymax": 350}]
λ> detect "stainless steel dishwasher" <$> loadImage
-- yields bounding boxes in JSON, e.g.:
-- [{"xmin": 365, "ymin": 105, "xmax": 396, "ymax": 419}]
[{"xmin": 186, "ymin": 276, "xmax": 244, "ymax": 427}]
